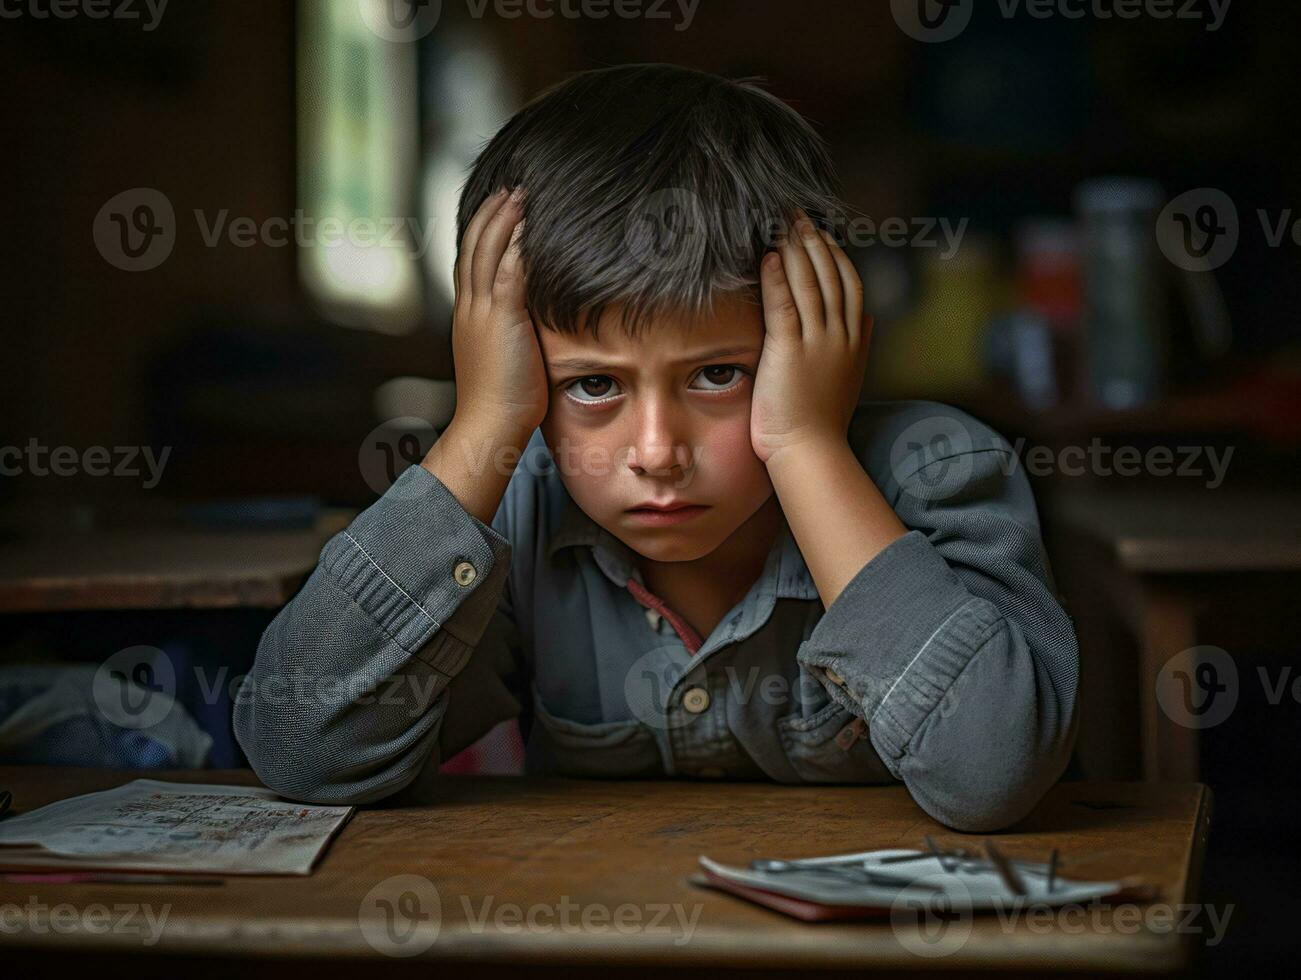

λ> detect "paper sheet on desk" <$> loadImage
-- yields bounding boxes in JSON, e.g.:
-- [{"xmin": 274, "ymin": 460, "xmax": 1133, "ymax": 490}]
[
  {"xmin": 699, "ymin": 849, "xmax": 1125, "ymax": 914},
  {"xmin": 0, "ymin": 780, "xmax": 353, "ymax": 875}
]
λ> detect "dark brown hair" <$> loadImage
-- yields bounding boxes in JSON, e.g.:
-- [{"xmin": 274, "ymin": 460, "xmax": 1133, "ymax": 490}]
[{"xmin": 455, "ymin": 63, "xmax": 846, "ymax": 338}]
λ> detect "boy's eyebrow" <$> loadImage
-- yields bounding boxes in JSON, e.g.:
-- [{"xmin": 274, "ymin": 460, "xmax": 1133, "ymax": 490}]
[{"xmin": 546, "ymin": 346, "xmax": 762, "ymax": 374}]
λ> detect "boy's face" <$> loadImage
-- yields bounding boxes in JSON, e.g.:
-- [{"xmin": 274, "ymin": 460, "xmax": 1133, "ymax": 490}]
[{"xmin": 538, "ymin": 293, "xmax": 775, "ymax": 564}]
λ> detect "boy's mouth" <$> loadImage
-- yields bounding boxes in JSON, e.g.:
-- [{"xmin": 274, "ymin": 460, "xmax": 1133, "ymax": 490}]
[
  {"xmin": 626, "ymin": 500, "xmax": 703, "ymax": 513},
  {"xmin": 625, "ymin": 502, "xmax": 710, "ymax": 526}
]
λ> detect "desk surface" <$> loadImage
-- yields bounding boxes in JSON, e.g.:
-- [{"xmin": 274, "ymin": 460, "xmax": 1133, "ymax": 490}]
[
  {"xmin": 0, "ymin": 512, "xmax": 349, "ymax": 612},
  {"xmin": 1051, "ymin": 486, "xmax": 1301, "ymax": 573},
  {"xmin": 1, "ymin": 768, "xmax": 1212, "ymax": 976}
]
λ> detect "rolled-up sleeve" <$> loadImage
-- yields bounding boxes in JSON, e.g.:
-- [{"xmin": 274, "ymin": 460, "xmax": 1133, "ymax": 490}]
[
  {"xmin": 796, "ymin": 427, "xmax": 1079, "ymax": 832},
  {"xmin": 233, "ymin": 462, "xmax": 521, "ymax": 805}
]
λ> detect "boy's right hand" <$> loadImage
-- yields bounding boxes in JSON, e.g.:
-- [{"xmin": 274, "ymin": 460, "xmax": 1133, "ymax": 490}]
[{"xmin": 449, "ymin": 186, "xmax": 549, "ymax": 443}]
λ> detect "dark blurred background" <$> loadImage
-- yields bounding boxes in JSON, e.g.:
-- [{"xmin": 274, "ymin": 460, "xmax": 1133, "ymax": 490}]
[{"xmin": 2, "ymin": 1, "xmax": 1299, "ymax": 971}]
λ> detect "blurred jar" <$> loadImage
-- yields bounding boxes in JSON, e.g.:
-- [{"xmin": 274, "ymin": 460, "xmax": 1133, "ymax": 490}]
[{"xmin": 1074, "ymin": 178, "xmax": 1170, "ymax": 410}]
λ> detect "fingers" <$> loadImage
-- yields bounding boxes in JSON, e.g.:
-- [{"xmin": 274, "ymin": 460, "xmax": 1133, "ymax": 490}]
[
  {"xmin": 760, "ymin": 250, "xmax": 800, "ymax": 340},
  {"xmin": 492, "ymin": 219, "xmax": 529, "ymax": 323},
  {"xmin": 471, "ymin": 188, "xmax": 526, "ymax": 304},
  {"xmin": 456, "ymin": 187, "xmax": 509, "ymax": 304},
  {"xmin": 765, "ymin": 209, "xmax": 865, "ymax": 344},
  {"xmin": 791, "ymin": 210, "xmax": 843, "ymax": 333},
  {"xmin": 819, "ymin": 228, "xmax": 865, "ymax": 345},
  {"xmin": 775, "ymin": 211, "xmax": 824, "ymax": 339}
]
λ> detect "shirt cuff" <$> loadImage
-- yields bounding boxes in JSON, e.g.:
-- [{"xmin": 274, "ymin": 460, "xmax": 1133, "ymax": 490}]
[
  {"xmin": 795, "ymin": 529, "xmax": 1005, "ymax": 774},
  {"xmin": 321, "ymin": 462, "xmax": 512, "ymax": 675}
]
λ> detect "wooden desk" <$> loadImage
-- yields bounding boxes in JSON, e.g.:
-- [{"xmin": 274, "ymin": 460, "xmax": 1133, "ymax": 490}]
[
  {"xmin": 2, "ymin": 767, "xmax": 1212, "ymax": 977},
  {"xmin": 1050, "ymin": 487, "xmax": 1301, "ymax": 782},
  {"xmin": 0, "ymin": 512, "xmax": 350, "ymax": 612}
]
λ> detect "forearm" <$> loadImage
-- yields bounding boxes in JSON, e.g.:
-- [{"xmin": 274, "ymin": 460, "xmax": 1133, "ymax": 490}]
[
  {"xmin": 422, "ymin": 415, "xmax": 534, "ymax": 525},
  {"xmin": 766, "ymin": 436, "xmax": 907, "ymax": 610},
  {"xmin": 234, "ymin": 461, "xmax": 516, "ymax": 803},
  {"xmin": 773, "ymin": 426, "xmax": 1079, "ymax": 830}
]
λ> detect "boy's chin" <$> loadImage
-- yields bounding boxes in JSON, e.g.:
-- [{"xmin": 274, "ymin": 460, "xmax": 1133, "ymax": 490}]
[{"xmin": 616, "ymin": 529, "xmax": 722, "ymax": 564}]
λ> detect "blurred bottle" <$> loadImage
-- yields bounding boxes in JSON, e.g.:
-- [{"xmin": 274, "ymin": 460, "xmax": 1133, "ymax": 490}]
[
  {"xmin": 1074, "ymin": 178, "xmax": 1170, "ymax": 410},
  {"xmin": 867, "ymin": 237, "xmax": 1004, "ymax": 399}
]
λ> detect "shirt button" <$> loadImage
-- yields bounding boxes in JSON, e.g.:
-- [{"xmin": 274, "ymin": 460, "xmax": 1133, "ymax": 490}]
[
  {"xmin": 644, "ymin": 608, "xmax": 662, "ymax": 630},
  {"xmin": 682, "ymin": 687, "xmax": 711, "ymax": 714},
  {"xmin": 824, "ymin": 667, "xmax": 845, "ymax": 685},
  {"xmin": 453, "ymin": 560, "xmax": 477, "ymax": 586}
]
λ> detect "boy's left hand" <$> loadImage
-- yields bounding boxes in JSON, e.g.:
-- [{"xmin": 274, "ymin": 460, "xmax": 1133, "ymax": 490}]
[{"xmin": 750, "ymin": 209, "xmax": 873, "ymax": 466}]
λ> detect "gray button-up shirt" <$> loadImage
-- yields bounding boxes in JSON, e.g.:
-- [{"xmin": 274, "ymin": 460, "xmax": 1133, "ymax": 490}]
[{"xmin": 234, "ymin": 400, "xmax": 1079, "ymax": 831}]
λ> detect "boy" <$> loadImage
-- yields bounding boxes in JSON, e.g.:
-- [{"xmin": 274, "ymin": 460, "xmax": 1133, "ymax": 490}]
[{"xmin": 235, "ymin": 63, "xmax": 1078, "ymax": 833}]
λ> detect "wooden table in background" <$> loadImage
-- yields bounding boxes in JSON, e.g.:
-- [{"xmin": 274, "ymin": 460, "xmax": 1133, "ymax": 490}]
[
  {"xmin": 1050, "ymin": 487, "xmax": 1301, "ymax": 783},
  {"xmin": 0, "ymin": 511, "xmax": 350, "ymax": 612},
  {"xmin": 3, "ymin": 767, "xmax": 1212, "ymax": 977}
]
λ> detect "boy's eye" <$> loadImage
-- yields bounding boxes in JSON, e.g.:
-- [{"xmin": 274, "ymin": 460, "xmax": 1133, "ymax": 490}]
[
  {"xmin": 691, "ymin": 365, "xmax": 746, "ymax": 391},
  {"xmin": 562, "ymin": 365, "xmax": 748, "ymax": 406},
  {"xmin": 567, "ymin": 376, "xmax": 619, "ymax": 403}
]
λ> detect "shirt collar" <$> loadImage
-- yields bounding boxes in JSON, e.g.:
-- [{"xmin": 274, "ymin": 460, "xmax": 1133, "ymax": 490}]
[{"xmin": 545, "ymin": 490, "xmax": 819, "ymax": 602}]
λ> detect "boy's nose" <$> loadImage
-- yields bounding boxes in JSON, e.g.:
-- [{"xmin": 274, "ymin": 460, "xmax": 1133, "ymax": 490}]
[{"xmin": 626, "ymin": 407, "xmax": 692, "ymax": 477}]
